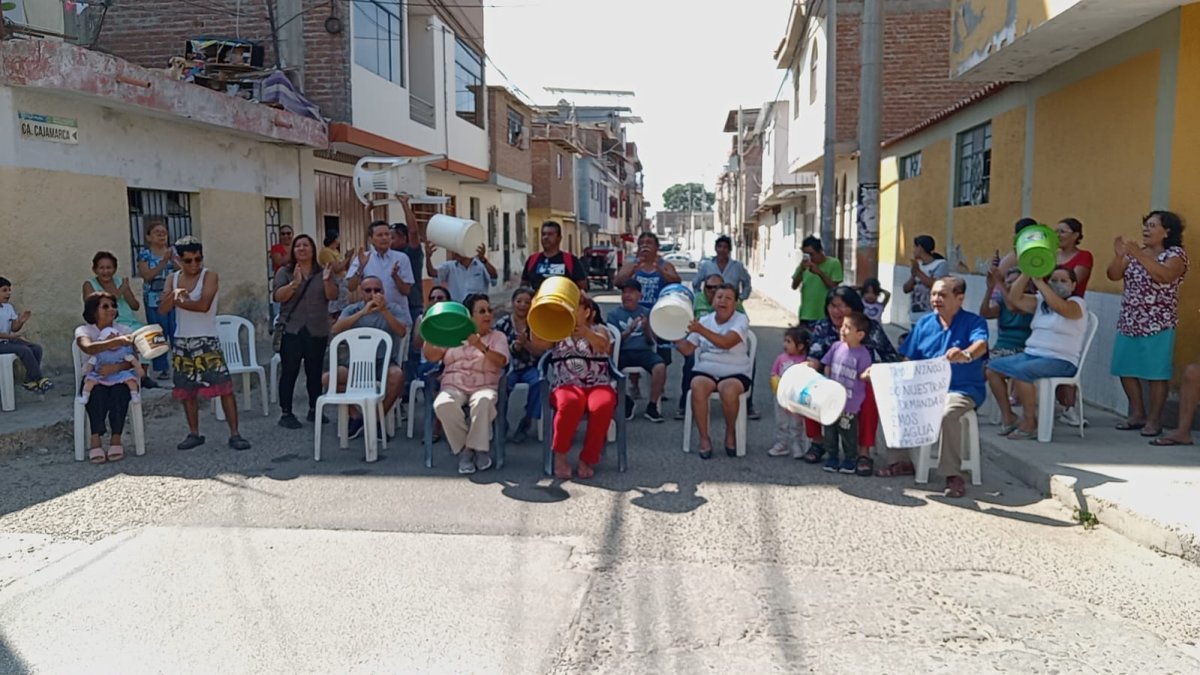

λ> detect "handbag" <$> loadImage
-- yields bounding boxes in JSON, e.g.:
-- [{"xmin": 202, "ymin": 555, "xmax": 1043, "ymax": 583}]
[{"xmin": 273, "ymin": 272, "xmax": 317, "ymax": 353}]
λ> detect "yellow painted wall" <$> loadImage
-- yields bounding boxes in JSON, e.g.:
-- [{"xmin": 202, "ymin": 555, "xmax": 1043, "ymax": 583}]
[
  {"xmin": 0, "ymin": 167, "xmax": 128, "ymax": 369},
  {"xmin": 893, "ymin": 138, "xmax": 951, "ymax": 263},
  {"xmin": 951, "ymin": 0, "xmax": 1057, "ymax": 75},
  {"xmin": 878, "ymin": 157, "xmax": 900, "ymax": 265},
  {"xmin": 193, "ymin": 189, "xmax": 275, "ymax": 326},
  {"xmin": 953, "ymin": 106, "xmax": 1026, "ymax": 272},
  {"xmin": 1032, "ymin": 50, "xmax": 1159, "ymax": 295},
  {"xmin": 1169, "ymin": 4, "xmax": 1200, "ymax": 369}
]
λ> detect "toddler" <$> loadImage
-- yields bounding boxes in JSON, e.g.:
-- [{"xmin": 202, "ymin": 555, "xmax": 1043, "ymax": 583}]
[
  {"xmin": 79, "ymin": 326, "xmax": 144, "ymax": 404},
  {"xmin": 768, "ymin": 326, "xmax": 812, "ymax": 458},
  {"xmin": 860, "ymin": 278, "xmax": 891, "ymax": 323},
  {"xmin": 820, "ymin": 312, "xmax": 873, "ymax": 475}
]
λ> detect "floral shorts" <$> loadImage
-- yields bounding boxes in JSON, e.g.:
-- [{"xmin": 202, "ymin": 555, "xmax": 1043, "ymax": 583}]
[{"xmin": 171, "ymin": 337, "xmax": 234, "ymax": 400}]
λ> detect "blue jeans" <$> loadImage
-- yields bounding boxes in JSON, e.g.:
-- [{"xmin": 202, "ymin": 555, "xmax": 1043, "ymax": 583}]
[
  {"xmin": 143, "ymin": 303, "xmax": 176, "ymax": 373},
  {"xmin": 506, "ymin": 366, "xmax": 542, "ymax": 420}
]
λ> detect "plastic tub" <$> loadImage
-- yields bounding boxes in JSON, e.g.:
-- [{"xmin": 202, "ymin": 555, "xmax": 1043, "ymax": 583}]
[
  {"xmin": 427, "ymin": 214, "xmax": 485, "ymax": 258},
  {"xmin": 775, "ymin": 363, "xmax": 847, "ymax": 426},
  {"xmin": 132, "ymin": 324, "xmax": 169, "ymax": 361},
  {"xmin": 1015, "ymin": 224, "xmax": 1060, "ymax": 278},
  {"xmin": 420, "ymin": 302, "xmax": 475, "ymax": 348},
  {"xmin": 649, "ymin": 284, "xmax": 695, "ymax": 341},
  {"xmin": 529, "ymin": 276, "xmax": 581, "ymax": 342}
]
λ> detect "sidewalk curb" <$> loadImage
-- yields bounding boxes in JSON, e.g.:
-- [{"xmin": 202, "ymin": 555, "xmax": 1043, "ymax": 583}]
[
  {"xmin": 980, "ymin": 436, "xmax": 1199, "ymax": 564},
  {"xmin": 0, "ymin": 390, "xmax": 177, "ymax": 459}
]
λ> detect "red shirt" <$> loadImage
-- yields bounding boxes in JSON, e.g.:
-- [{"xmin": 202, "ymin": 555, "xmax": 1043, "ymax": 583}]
[
  {"xmin": 1059, "ymin": 249, "xmax": 1094, "ymax": 295},
  {"xmin": 270, "ymin": 243, "xmax": 288, "ymax": 273}
]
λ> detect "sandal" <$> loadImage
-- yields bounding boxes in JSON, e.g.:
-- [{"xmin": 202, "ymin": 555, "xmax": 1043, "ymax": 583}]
[
  {"xmin": 855, "ymin": 456, "xmax": 874, "ymax": 477},
  {"xmin": 1006, "ymin": 429, "xmax": 1035, "ymax": 440},
  {"xmin": 996, "ymin": 422, "xmax": 1019, "ymax": 436},
  {"xmin": 88, "ymin": 447, "xmax": 106, "ymax": 464},
  {"xmin": 875, "ymin": 461, "xmax": 915, "ymax": 477},
  {"xmin": 106, "ymin": 445, "xmax": 125, "ymax": 462},
  {"xmin": 1115, "ymin": 421, "xmax": 1146, "ymax": 431},
  {"xmin": 1150, "ymin": 437, "xmax": 1194, "ymax": 447}
]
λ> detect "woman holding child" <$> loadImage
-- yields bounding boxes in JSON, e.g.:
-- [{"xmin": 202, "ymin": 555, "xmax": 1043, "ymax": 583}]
[{"xmin": 75, "ymin": 292, "xmax": 140, "ymax": 464}]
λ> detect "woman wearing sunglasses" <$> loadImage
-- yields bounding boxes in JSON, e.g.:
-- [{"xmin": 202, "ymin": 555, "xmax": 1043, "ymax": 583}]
[{"xmin": 75, "ymin": 292, "xmax": 138, "ymax": 464}]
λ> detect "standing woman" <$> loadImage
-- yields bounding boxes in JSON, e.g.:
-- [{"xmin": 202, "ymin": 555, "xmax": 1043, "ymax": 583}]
[
  {"xmin": 1055, "ymin": 218, "xmax": 1094, "ymax": 295},
  {"xmin": 274, "ymin": 234, "xmax": 338, "ymax": 429},
  {"xmin": 1108, "ymin": 211, "xmax": 1188, "ymax": 436},
  {"xmin": 902, "ymin": 235, "xmax": 949, "ymax": 325},
  {"xmin": 84, "ymin": 252, "xmax": 142, "ymax": 330},
  {"xmin": 137, "ymin": 218, "xmax": 177, "ymax": 380}
]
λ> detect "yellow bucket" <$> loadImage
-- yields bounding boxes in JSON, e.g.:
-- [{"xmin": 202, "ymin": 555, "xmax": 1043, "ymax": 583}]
[{"xmin": 529, "ymin": 276, "xmax": 581, "ymax": 342}]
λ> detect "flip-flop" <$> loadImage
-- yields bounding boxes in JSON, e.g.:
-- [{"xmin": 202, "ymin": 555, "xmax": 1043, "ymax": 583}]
[
  {"xmin": 996, "ymin": 422, "xmax": 1020, "ymax": 436},
  {"xmin": 1150, "ymin": 437, "xmax": 1194, "ymax": 447},
  {"xmin": 1115, "ymin": 422, "xmax": 1146, "ymax": 431},
  {"xmin": 1140, "ymin": 428, "xmax": 1163, "ymax": 438},
  {"xmin": 88, "ymin": 447, "xmax": 106, "ymax": 464},
  {"xmin": 1006, "ymin": 429, "xmax": 1035, "ymax": 440},
  {"xmin": 106, "ymin": 445, "xmax": 125, "ymax": 462}
]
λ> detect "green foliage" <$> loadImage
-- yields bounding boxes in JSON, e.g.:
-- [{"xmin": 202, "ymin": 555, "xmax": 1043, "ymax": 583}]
[{"xmin": 662, "ymin": 183, "xmax": 715, "ymax": 212}]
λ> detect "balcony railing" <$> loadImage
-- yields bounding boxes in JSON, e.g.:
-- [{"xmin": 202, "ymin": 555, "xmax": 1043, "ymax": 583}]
[{"xmin": 410, "ymin": 93, "xmax": 436, "ymax": 128}]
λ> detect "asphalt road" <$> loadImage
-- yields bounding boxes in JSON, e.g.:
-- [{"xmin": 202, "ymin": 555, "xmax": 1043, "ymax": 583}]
[{"xmin": 0, "ymin": 275, "xmax": 1197, "ymax": 673}]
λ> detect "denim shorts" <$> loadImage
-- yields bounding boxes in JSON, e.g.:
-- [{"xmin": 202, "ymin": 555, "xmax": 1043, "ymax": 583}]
[{"xmin": 987, "ymin": 352, "xmax": 1076, "ymax": 383}]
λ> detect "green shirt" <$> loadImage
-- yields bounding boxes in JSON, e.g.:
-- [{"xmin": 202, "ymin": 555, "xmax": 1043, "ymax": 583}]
[
  {"xmin": 795, "ymin": 257, "xmax": 843, "ymax": 322},
  {"xmin": 693, "ymin": 293, "xmax": 745, "ymax": 318}
]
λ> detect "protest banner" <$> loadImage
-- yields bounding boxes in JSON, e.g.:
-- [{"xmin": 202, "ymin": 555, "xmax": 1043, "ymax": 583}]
[{"xmin": 870, "ymin": 358, "xmax": 952, "ymax": 448}]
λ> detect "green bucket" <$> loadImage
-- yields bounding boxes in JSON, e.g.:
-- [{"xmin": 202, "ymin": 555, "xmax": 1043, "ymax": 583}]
[
  {"xmin": 1014, "ymin": 224, "xmax": 1060, "ymax": 278},
  {"xmin": 420, "ymin": 302, "xmax": 475, "ymax": 348}
]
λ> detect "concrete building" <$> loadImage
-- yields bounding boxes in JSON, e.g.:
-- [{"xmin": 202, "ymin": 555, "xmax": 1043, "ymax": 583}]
[
  {"xmin": 875, "ymin": 0, "xmax": 1200, "ymax": 412},
  {"xmin": 528, "ymin": 123, "xmax": 582, "ymax": 256},
  {"xmin": 0, "ymin": 38, "xmax": 326, "ymax": 369}
]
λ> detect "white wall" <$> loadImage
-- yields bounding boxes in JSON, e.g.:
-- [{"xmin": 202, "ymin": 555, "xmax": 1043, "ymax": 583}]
[{"xmin": 786, "ymin": 19, "xmax": 827, "ymax": 171}]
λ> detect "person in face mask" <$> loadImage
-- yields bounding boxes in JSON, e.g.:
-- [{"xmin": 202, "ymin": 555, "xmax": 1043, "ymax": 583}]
[{"xmin": 986, "ymin": 267, "xmax": 1088, "ymax": 440}]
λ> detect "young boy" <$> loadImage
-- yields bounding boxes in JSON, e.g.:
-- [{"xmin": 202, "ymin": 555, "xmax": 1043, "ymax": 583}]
[
  {"xmin": 768, "ymin": 325, "xmax": 812, "ymax": 458},
  {"xmin": 0, "ymin": 277, "xmax": 53, "ymax": 393},
  {"xmin": 606, "ymin": 279, "xmax": 667, "ymax": 422},
  {"xmin": 821, "ymin": 312, "xmax": 872, "ymax": 474}
]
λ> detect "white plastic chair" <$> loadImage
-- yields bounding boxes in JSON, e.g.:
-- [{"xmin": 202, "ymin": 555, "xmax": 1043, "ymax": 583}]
[
  {"xmin": 270, "ymin": 352, "xmax": 281, "ymax": 404},
  {"xmin": 379, "ymin": 331, "xmax": 410, "ymax": 434},
  {"xmin": 313, "ymin": 328, "xmax": 392, "ymax": 462},
  {"xmin": 682, "ymin": 329, "xmax": 758, "ymax": 457},
  {"xmin": 212, "ymin": 316, "xmax": 270, "ymax": 421},
  {"xmin": 71, "ymin": 341, "xmax": 146, "ymax": 461},
  {"xmin": 1035, "ymin": 311, "xmax": 1098, "ymax": 443},
  {"xmin": 914, "ymin": 408, "xmax": 982, "ymax": 486},
  {"xmin": 0, "ymin": 353, "xmax": 16, "ymax": 412}
]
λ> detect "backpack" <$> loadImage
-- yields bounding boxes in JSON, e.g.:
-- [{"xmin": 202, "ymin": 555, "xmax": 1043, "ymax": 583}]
[{"xmin": 524, "ymin": 251, "xmax": 575, "ymax": 278}]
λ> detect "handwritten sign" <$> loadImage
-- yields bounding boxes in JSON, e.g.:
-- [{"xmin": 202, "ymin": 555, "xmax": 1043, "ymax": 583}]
[{"xmin": 871, "ymin": 358, "xmax": 951, "ymax": 448}]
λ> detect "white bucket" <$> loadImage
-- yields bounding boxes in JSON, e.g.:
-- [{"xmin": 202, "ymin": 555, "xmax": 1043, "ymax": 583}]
[
  {"xmin": 427, "ymin": 214, "xmax": 485, "ymax": 257},
  {"xmin": 649, "ymin": 285, "xmax": 695, "ymax": 341},
  {"xmin": 132, "ymin": 324, "xmax": 169, "ymax": 361},
  {"xmin": 776, "ymin": 363, "xmax": 847, "ymax": 426}
]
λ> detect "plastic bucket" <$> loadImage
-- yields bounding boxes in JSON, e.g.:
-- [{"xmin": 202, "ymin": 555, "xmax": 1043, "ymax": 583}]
[
  {"xmin": 529, "ymin": 276, "xmax": 581, "ymax": 342},
  {"xmin": 649, "ymin": 284, "xmax": 695, "ymax": 341},
  {"xmin": 427, "ymin": 214, "xmax": 485, "ymax": 257},
  {"xmin": 776, "ymin": 363, "xmax": 847, "ymax": 426},
  {"xmin": 420, "ymin": 301, "xmax": 475, "ymax": 348},
  {"xmin": 1015, "ymin": 224, "xmax": 1060, "ymax": 278},
  {"xmin": 132, "ymin": 324, "xmax": 169, "ymax": 361}
]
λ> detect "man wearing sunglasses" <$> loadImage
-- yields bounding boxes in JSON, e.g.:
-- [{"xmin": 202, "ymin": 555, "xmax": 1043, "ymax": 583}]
[{"xmin": 160, "ymin": 236, "xmax": 252, "ymax": 451}]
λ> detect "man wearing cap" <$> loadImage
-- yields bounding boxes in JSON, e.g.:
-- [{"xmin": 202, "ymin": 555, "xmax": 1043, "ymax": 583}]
[
  {"xmin": 606, "ymin": 278, "xmax": 666, "ymax": 423},
  {"xmin": 425, "ymin": 242, "xmax": 497, "ymax": 302}
]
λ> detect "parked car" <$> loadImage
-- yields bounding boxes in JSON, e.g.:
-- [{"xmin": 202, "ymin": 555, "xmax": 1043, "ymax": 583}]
[{"xmin": 664, "ymin": 252, "xmax": 696, "ymax": 269}]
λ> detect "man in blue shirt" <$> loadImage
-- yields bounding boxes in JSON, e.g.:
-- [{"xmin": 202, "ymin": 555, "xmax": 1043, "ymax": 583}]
[
  {"xmin": 607, "ymin": 279, "xmax": 666, "ymax": 423},
  {"xmin": 897, "ymin": 276, "xmax": 989, "ymax": 498}
]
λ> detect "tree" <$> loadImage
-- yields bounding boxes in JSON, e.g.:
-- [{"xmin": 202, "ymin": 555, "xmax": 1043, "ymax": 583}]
[{"xmin": 662, "ymin": 183, "xmax": 715, "ymax": 212}]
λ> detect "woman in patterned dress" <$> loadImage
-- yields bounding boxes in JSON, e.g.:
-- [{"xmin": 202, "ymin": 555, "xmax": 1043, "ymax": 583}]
[{"xmin": 1107, "ymin": 211, "xmax": 1188, "ymax": 436}]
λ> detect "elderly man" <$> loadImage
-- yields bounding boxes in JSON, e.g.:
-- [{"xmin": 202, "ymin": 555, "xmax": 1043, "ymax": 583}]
[
  {"xmin": 888, "ymin": 276, "xmax": 989, "ymax": 498},
  {"xmin": 322, "ymin": 275, "xmax": 411, "ymax": 440},
  {"xmin": 347, "ymin": 220, "xmax": 415, "ymax": 324},
  {"xmin": 693, "ymin": 235, "xmax": 752, "ymax": 301}
]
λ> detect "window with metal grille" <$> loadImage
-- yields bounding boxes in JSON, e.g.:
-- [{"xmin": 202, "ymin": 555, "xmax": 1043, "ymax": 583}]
[
  {"xmin": 900, "ymin": 151, "xmax": 922, "ymax": 180},
  {"xmin": 955, "ymin": 123, "xmax": 991, "ymax": 207},
  {"xmin": 455, "ymin": 38, "xmax": 484, "ymax": 127},
  {"xmin": 354, "ymin": 0, "xmax": 404, "ymax": 85},
  {"xmin": 128, "ymin": 188, "xmax": 193, "ymax": 263},
  {"xmin": 487, "ymin": 208, "xmax": 499, "ymax": 250},
  {"xmin": 515, "ymin": 210, "xmax": 527, "ymax": 248},
  {"xmin": 264, "ymin": 198, "xmax": 284, "ymax": 292}
]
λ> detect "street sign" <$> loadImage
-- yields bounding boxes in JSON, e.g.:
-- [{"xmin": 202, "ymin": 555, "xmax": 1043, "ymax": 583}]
[{"xmin": 18, "ymin": 112, "xmax": 78, "ymax": 144}]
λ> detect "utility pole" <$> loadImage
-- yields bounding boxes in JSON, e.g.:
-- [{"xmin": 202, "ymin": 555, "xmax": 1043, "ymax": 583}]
[
  {"xmin": 856, "ymin": 0, "xmax": 883, "ymax": 282},
  {"xmin": 820, "ymin": 0, "xmax": 837, "ymax": 247}
]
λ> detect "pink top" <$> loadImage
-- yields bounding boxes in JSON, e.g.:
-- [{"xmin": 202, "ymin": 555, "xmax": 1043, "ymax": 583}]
[
  {"xmin": 440, "ymin": 330, "xmax": 510, "ymax": 395},
  {"xmin": 1117, "ymin": 246, "xmax": 1188, "ymax": 337},
  {"xmin": 771, "ymin": 352, "xmax": 808, "ymax": 378},
  {"xmin": 1059, "ymin": 249, "xmax": 1094, "ymax": 295}
]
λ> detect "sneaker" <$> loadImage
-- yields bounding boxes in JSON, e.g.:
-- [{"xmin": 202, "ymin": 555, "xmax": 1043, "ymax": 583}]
[
  {"xmin": 278, "ymin": 413, "xmax": 303, "ymax": 429},
  {"xmin": 228, "ymin": 435, "xmax": 251, "ymax": 451},
  {"xmin": 306, "ymin": 409, "xmax": 329, "ymax": 424},
  {"xmin": 624, "ymin": 397, "xmax": 636, "ymax": 421},
  {"xmin": 38, "ymin": 378, "xmax": 55, "ymax": 393},
  {"xmin": 156, "ymin": 371, "xmax": 171, "ymax": 381},
  {"xmin": 1058, "ymin": 407, "xmax": 1088, "ymax": 427},
  {"xmin": 130, "ymin": 390, "xmax": 141, "ymax": 403},
  {"xmin": 674, "ymin": 406, "xmax": 686, "ymax": 421},
  {"xmin": 643, "ymin": 403, "xmax": 664, "ymax": 423},
  {"xmin": 839, "ymin": 458, "xmax": 857, "ymax": 474},
  {"xmin": 177, "ymin": 433, "xmax": 205, "ymax": 450},
  {"xmin": 823, "ymin": 454, "xmax": 840, "ymax": 473},
  {"xmin": 21, "ymin": 380, "xmax": 41, "ymax": 392},
  {"xmin": 458, "ymin": 450, "xmax": 477, "ymax": 474},
  {"xmin": 347, "ymin": 417, "xmax": 364, "ymax": 440},
  {"xmin": 767, "ymin": 443, "xmax": 790, "ymax": 457},
  {"xmin": 474, "ymin": 451, "xmax": 493, "ymax": 472}
]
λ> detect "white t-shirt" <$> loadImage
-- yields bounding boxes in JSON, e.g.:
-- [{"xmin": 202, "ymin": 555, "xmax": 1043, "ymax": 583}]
[
  {"xmin": 686, "ymin": 311, "xmax": 752, "ymax": 378},
  {"xmin": 0, "ymin": 303, "xmax": 17, "ymax": 334},
  {"xmin": 910, "ymin": 258, "xmax": 949, "ymax": 315},
  {"xmin": 1024, "ymin": 295, "xmax": 1088, "ymax": 367}
]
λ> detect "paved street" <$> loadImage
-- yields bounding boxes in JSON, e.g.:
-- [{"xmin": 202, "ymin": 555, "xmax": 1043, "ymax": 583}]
[{"xmin": 0, "ymin": 283, "xmax": 1198, "ymax": 673}]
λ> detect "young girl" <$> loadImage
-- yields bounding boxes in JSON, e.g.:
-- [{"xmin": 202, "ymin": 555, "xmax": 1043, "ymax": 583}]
[
  {"xmin": 860, "ymin": 278, "xmax": 891, "ymax": 323},
  {"xmin": 768, "ymin": 326, "xmax": 812, "ymax": 458},
  {"xmin": 79, "ymin": 325, "xmax": 144, "ymax": 404}
]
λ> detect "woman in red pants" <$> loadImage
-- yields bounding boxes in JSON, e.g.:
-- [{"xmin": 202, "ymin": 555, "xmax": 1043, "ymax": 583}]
[{"xmin": 548, "ymin": 297, "xmax": 616, "ymax": 480}]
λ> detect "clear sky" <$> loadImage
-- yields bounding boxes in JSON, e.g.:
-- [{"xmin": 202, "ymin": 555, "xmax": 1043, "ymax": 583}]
[{"xmin": 484, "ymin": 0, "xmax": 794, "ymax": 215}]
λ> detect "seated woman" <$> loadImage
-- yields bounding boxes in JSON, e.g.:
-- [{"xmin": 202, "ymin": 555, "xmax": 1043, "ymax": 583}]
[
  {"xmin": 425, "ymin": 293, "xmax": 510, "ymax": 475},
  {"xmin": 674, "ymin": 284, "xmax": 752, "ymax": 459},
  {"xmin": 986, "ymin": 267, "xmax": 1088, "ymax": 439},
  {"xmin": 494, "ymin": 287, "xmax": 547, "ymax": 443},
  {"xmin": 546, "ymin": 296, "xmax": 615, "ymax": 480},
  {"xmin": 75, "ymin": 292, "xmax": 141, "ymax": 464}
]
